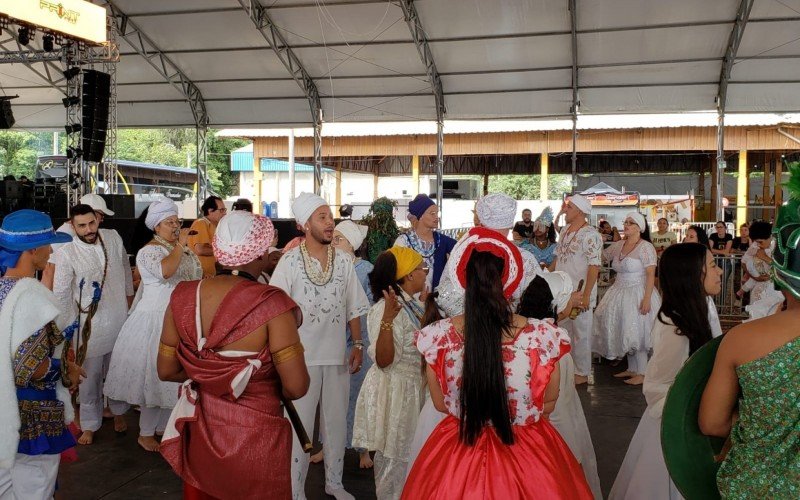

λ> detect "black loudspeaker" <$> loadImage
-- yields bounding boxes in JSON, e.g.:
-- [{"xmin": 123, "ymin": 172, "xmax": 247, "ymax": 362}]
[
  {"xmin": 0, "ymin": 100, "xmax": 14, "ymax": 129},
  {"xmin": 81, "ymin": 70, "xmax": 111, "ymax": 163},
  {"xmin": 99, "ymin": 194, "xmax": 135, "ymax": 219},
  {"xmin": 34, "ymin": 191, "xmax": 68, "ymax": 219},
  {"xmin": 0, "ymin": 180, "xmax": 19, "ymax": 199}
]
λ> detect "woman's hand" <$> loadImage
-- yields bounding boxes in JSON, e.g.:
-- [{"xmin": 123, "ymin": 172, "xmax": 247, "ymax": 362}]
[
  {"xmin": 178, "ymin": 228, "xmax": 191, "ymax": 247},
  {"xmin": 639, "ymin": 296, "xmax": 651, "ymax": 315},
  {"xmin": 382, "ymin": 288, "xmax": 402, "ymax": 321}
]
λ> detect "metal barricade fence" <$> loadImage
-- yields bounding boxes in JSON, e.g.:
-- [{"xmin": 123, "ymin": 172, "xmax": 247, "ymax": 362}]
[{"xmin": 713, "ymin": 254, "xmax": 748, "ymax": 319}]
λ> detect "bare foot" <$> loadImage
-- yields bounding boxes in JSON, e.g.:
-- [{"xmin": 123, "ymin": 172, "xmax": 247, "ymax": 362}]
[
  {"xmin": 574, "ymin": 375, "xmax": 589, "ymax": 385},
  {"xmin": 77, "ymin": 430, "xmax": 94, "ymax": 445},
  {"xmin": 614, "ymin": 371, "xmax": 635, "ymax": 378},
  {"xmin": 113, "ymin": 415, "xmax": 127, "ymax": 433},
  {"xmin": 624, "ymin": 375, "xmax": 645, "ymax": 385},
  {"xmin": 309, "ymin": 450, "xmax": 323, "ymax": 464},
  {"xmin": 359, "ymin": 451, "xmax": 373, "ymax": 469},
  {"xmin": 137, "ymin": 436, "xmax": 160, "ymax": 452},
  {"xmin": 102, "ymin": 407, "xmax": 113, "ymax": 419}
]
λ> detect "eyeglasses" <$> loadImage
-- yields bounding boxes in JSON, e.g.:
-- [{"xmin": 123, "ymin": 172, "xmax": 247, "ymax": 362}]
[
  {"xmin": 211, "ymin": 207, "xmax": 228, "ymax": 213},
  {"xmin": 623, "ymin": 220, "xmax": 636, "ymax": 226},
  {"xmin": 715, "ymin": 225, "xmax": 725, "ymax": 229},
  {"xmin": 163, "ymin": 218, "xmax": 181, "ymax": 227},
  {"xmin": 417, "ymin": 266, "xmax": 430, "ymax": 274}
]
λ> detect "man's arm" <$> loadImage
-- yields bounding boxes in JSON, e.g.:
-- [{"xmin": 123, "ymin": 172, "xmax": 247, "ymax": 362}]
[
  {"xmin": 188, "ymin": 220, "xmax": 214, "ymax": 257},
  {"xmin": 51, "ymin": 252, "xmax": 77, "ymax": 320}
]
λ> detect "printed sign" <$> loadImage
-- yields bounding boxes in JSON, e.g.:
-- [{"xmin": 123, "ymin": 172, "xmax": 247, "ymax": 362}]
[{"xmin": 0, "ymin": 0, "xmax": 106, "ymax": 44}]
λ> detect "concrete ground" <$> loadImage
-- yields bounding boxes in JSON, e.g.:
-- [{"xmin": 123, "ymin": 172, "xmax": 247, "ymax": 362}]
[{"xmin": 58, "ymin": 361, "xmax": 646, "ymax": 499}]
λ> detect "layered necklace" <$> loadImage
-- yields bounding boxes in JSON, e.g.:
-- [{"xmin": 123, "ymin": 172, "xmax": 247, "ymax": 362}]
[{"xmin": 300, "ymin": 241, "xmax": 335, "ymax": 286}]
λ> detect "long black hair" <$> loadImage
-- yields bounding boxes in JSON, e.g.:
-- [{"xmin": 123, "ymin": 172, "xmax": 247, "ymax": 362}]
[
  {"xmin": 460, "ymin": 251, "xmax": 515, "ymax": 446},
  {"xmin": 516, "ymin": 276, "xmax": 557, "ymax": 322},
  {"xmin": 369, "ymin": 251, "xmax": 403, "ymax": 299},
  {"xmin": 658, "ymin": 243, "xmax": 713, "ymax": 354},
  {"xmin": 640, "ymin": 221, "xmax": 652, "ymax": 242}
]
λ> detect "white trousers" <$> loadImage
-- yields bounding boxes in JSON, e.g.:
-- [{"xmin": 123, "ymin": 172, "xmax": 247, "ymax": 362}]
[
  {"xmin": 139, "ymin": 407, "xmax": 171, "ymax": 437},
  {"xmin": 79, "ymin": 353, "xmax": 130, "ymax": 432},
  {"xmin": 374, "ymin": 451, "xmax": 407, "ymax": 500},
  {"xmin": 290, "ymin": 365, "xmax": 350, "ymax": 499},
  {"xmin": 560, "ymin": 309, "xmax": 594, "ymax": 376},
  {"xmin": 627, "ymin": 350, "xmax": 649, "ymax": 375},
  {"xmin": 0, "ymin": 454, "xmax": 60, "ymax": 500}
]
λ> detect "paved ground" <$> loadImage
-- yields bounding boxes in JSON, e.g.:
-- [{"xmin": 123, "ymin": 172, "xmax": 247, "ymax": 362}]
[{"xmin": 58, "ymin": 361, "xmax": 646, "ymax": 499}]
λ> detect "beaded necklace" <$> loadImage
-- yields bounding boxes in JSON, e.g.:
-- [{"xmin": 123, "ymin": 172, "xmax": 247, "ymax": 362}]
[{"xmin": 300, "ymin": 242, "xmax": 335, "ymax": 286}]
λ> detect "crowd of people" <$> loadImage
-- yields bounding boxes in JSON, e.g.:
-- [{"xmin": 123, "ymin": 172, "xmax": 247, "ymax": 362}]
[{"xmin": 0, "ymin": 179, "xmax": 798, "ymax": 499}]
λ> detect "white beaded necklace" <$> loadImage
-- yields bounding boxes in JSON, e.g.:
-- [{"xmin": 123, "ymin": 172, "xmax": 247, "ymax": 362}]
[{"xmin": 300, "ymin": 242, "xmax": 335, "ymax": 286}]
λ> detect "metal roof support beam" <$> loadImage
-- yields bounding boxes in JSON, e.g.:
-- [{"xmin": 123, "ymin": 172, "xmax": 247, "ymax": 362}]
[
  {"xmin": 395, "ymin": 0, "xmax": 446, "ymax": 213},
  {"xmin": 101, "ymin": 1, "xmax": 210, "ymax": 212},
  {"xmin": 569, "ymin": 0, "xmax": 579, "ymax": 190},
  {"xmin": 0, "ymin": 31, "xmax": 67, "ymax": 95},
  {"xmin": 715, "ymin": 0, "xmax": 754, "ymax": 221},
  {"xmin": 236, "ymin": 0, "xmax": 324, "ymax": 194}
]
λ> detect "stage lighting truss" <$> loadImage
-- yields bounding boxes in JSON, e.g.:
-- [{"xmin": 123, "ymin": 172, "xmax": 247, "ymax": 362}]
[
  {"xmin": 64, "ymin": 57, "xmax": 84, "ymax": 208},
  {"xmin": 0, "ymin": 17, "xmax": 118, "ymax": 65}
]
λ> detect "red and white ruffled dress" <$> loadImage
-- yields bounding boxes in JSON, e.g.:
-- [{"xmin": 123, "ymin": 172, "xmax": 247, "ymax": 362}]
[{"xmin": 402, "ymin": 317, "xmax": 593, "ymax": 500}]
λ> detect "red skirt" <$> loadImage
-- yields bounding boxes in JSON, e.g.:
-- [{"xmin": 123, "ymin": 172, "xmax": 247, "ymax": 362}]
[{"xmin": 402, "ymin": 416, "xmax": 593, "ymax": 500}]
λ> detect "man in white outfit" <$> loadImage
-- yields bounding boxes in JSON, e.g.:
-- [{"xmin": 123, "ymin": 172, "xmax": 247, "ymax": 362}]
[
  {"xmin": 270, "ymin": 193, "xmax": 369, "ymax": 500},
  {"xmin": 551, "ymin": 194, "xmax": 602, "ymax": 385},
  {"xmin": 52, "ymin": 203, "xmax": 134, "ymax": 444}
]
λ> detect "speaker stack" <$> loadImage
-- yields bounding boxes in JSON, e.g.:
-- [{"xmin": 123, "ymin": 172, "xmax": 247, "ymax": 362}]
[
  {"xmin": 0, "ymin": 99, "xmax": 14, "ymax": 129},
  {"xmin": 81, "ymin": 70, "xmax": 111, "ymax": 163},
  {"xmin": 99, "ymin": 194, "xmax": 135, "ymax": 219},
  {"xmin": 33, "ymin": 180, "xmax": 68, "ymax": 219}
]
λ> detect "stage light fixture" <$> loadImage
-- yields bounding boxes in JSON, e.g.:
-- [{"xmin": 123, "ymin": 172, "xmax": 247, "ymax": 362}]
[
  {"xmin": 18, "ymin": 27, "xmax": 30, "ymax": 46},
  {"xmin": 43, "ymin": 34, "xmax": 54, "ymax": 52},
  {"xmin": 69, "ymin": 173, "xmax": 81, "ymax": 190},
  {"xmin": 65, "ymin": 124, "xmax": 81, "ymax": 134},
  {"xmin": 62, "ymin": 96, "xmax": 80, "ymax": 107},
  {"xmin": 66, "ymin": 147, "xmax": 83, "ymax": 160},
  {"xmin": 63, "ymin": 67, "xmax": 81, "ymax": 81}
]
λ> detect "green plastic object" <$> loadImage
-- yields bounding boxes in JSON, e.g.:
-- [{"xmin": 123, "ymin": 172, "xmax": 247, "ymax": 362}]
[{"xmin": 661, "ymin": 335, "xmax": 726, "ymax": 500}]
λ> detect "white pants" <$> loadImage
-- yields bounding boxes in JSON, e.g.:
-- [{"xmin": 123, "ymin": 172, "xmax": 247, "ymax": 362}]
[
  {"xmin": 560, "ymin": 308, "xmax": 594, "ymax": 376},
  {"xmin": 627, "ymin": 350, "xmax": 649, "ymax": 375},
  {"xmin": 0, "ymin": 453, "xmax": 60, "ymax": 500},
  {"xmin": 139, "ymin": 407, "xmax": 171, "ymax": 437},
  {"xmin": 79, "ymin": 353, "xmax": 130, "ymax": 432},
  {"xmin": 374, "ymin": 451, "xmax": 407, "ymax": 500},
  {"xmin": 290, "ymin": 365, "xmax": 350, "ymax": 499}
]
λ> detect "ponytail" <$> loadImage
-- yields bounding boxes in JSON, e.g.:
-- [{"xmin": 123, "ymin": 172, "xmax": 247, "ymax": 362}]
[{"xmin": 459, "ymin": 251, "xmax": 514, "ymax": 446}]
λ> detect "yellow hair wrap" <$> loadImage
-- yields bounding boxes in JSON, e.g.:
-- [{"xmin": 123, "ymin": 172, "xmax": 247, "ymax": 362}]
[{"xmin": 387, "ymin": 246, "xmax": 423, "ymax": 280}]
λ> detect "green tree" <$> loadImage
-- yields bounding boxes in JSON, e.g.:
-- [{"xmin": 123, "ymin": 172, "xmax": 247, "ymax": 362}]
[
  {"xmin": 487, "ymin": 174, "xmax": 572, "ymax": 200},
  {"xmin": 0, "ymin": 130, "xmax": 38, "ymax": 178}
]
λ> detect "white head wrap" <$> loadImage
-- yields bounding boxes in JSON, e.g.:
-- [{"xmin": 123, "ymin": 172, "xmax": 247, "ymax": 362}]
[
  {"xmin": 335, "ymin": 220, "xmax": 368, "ymax": 250},
  {"xmin": 541, "ymin": 271, "xmax": 574, "ymax": 314},
  {"xmin": 476, "ymin": 193, "xmax": 517, "ymax": 230},
  {"xmin": 145, "ymin": 197, "xmax": 179, "ymax": 230},
  {"xmin": 292, "ymin": 192, "xmax": 327, "ymax": 226},
  {"xmin": 625, "ymin": 211, "xmax": 647, "ymax": 233},
  {"xmin": 569, "ymin": 194, "xmax": 592, "ymax": 215},
  {"xmin": 213, "ymin": 211, "xmax": 274, "ymax": 266}
]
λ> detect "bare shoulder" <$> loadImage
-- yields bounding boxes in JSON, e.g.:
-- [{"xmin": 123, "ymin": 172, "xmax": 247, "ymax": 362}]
[{"xmin": 721, "ymin": 309, "xmax": 800, "ymax": 364}]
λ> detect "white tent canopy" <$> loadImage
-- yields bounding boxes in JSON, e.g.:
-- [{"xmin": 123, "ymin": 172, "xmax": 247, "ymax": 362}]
[{"xmin": 4, "ymin": 0, "xmax": 800, "ymax": 129}]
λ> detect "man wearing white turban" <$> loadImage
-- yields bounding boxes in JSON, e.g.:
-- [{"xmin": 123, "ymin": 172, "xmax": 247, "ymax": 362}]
[
  {"xmin": 551, "ymin": 195, "xmax": 603, "ymax": 385},
  {"xmin": 270, "ymin": 195, "xmax": 370, "ymax": 500}
]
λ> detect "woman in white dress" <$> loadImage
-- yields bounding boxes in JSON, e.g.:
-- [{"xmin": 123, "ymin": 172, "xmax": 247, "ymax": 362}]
[
  {"xmin": 516, "ymin": 272, "xmax": 603, "ymax": 499},
  {"xmin": 610, "ymin": 243, "xmax": 722, "ymax": 499},
  {"xmin": 352, "ymin": 246, "xmax": 427, "ymax": 499},
  {"xmin": 593, "ymin": 212, "xmax": 661, "ymax": 385},
  {"xmin": 104, "ymin": 198, "xmax": 202, "ymax": 451}
]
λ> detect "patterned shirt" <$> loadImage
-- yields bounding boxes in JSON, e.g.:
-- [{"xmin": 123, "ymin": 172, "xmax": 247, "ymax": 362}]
[{"xmin": 1, "ymin": 277, "xmax": 75, "ymax": 455}]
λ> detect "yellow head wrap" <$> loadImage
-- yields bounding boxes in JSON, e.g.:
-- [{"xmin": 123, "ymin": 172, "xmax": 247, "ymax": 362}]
[{"xmin": 387, "ymin": 246, "xmax": 423, "ymax": 280}]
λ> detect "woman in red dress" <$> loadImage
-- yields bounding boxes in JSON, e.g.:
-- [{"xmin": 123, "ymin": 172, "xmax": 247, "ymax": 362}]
[{"xmin": 403, "ymin": 227, "xmax": 593, "ymax": 499}]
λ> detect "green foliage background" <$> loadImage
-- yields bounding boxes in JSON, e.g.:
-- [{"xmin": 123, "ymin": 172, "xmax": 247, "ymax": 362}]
[{"xmin": 0, "ymin": 129, "xmax": 246, "ymax": 197}]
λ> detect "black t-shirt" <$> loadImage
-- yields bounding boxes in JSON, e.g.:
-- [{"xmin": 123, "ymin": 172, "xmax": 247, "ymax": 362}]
[
  {"xmin": 731, "ymin": 237, "xmax": 750, "ymax": 252},
  {"xmin": 709, "ymin": 233, "xmax": 733, "ymax": 251},
  {"xmin": 513, "ymin": 222, "xmax": 533, "ymax": 239}
]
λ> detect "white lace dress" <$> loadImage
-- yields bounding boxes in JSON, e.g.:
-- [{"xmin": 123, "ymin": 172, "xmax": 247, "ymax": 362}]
[
  {"xmin": 592, "ymin": 240, "xmax": 662, "ymax": 359},
  {"xmin": 104, "ymin": 244, "xmax": 202, "ymax": 408}
]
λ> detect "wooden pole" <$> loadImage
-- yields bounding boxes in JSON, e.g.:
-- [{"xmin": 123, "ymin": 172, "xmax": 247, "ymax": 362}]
[
  {"xmin": 411, "ymin": 155, "xmax": 420, "ymax": 196},
  {"xmin": 775, "ymin": 155, "xmax": 784, "ymax": 211},
  {"xmin": 540, "ymin": 153, "xmax": 549, "ymax": 202},
  {"xmin": 737, "ymin": 150, "xmax": 748, "ymax": 226},
  {"xmin": 710, "ymin": 155, "xmax": 718, "ymax": 222}
]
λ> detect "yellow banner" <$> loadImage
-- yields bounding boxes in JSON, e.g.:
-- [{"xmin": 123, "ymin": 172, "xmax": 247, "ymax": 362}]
[{"xmin": 0, "ymin": 0, "xmax": 106, "ymax": 44}]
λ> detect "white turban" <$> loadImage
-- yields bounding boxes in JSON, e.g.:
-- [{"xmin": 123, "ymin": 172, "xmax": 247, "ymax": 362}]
[
  {"xmin": 213, "ymin": 211, "xmax": 275, "ymax": 266},
  {"xmin": 145, "ymin": 197, "xmax": 179, "ymax": 230},
  {"xmin": 292, "ymin": 192, "xmax": 327, "ymax": 226},
  {"xmin": 626, "ymin": 211, "xmax": 647, "ymax": 233},
  {"xmin": 569, "ymin": 194, "xmax": 592, "ymax": 215},
  {"xmin": 476, "ymin": 193, "xmax": 517, "ymax": 230},
  {"xmin": 335, "ymin": 220, "xmax": 368, "ymax": 250},
  {"xmin": 541, "ymin": 271, "xmax": 574, "ymax": 314}
]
